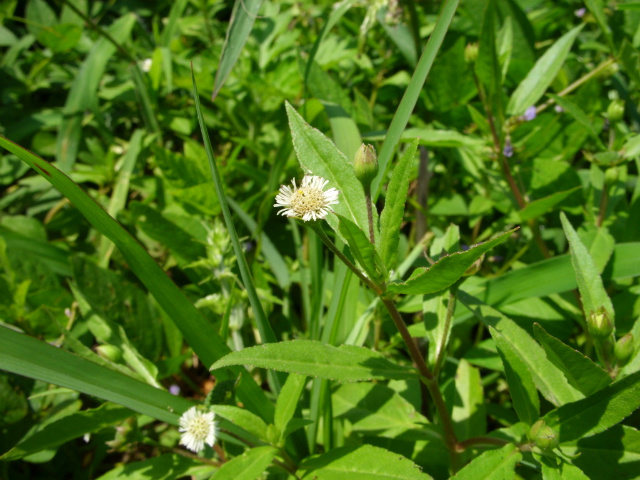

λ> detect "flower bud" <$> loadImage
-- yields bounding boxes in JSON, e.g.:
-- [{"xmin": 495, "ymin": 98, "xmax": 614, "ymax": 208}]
[
  {"xmin": 354, "ymin": 144, "xmax": 378, "ymax": 191},
  {"xmin": 529, "ymin": 420, "xmax": 558, "ymax": 451},
  {"xmin": 465, "ymin": 43, "xmax": 479, "ymax": 63},
  {"xmin": 614, "ymin": 333, "xmax": 635, "ymax": 367},
  {"xmin": 588, "ymin": 308, "xmax": 614, "ymax": 339},
  {"xmin": 96, "ymin": 344, "xmax": 123, "ymax": 362},
  {"xmin": 607, "ymin": 99, "xmax": 625, "ymax": 123}
]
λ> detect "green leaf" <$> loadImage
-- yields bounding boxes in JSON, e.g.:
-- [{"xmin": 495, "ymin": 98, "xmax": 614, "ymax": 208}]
[
  {"xmin": 1, "ymin": 403, "xmax": 132, "ymax": 461},
  {"xmin": 335, "ymin": 213, "xmax": 386, "ymax": 283},
  {"xmin": 533, "ymin": 324, "xmax": 611, "ymax": 397},
  {"xmin": 37, "ymin": 24, "xmax": 82, "ymax": 53},
  {"xmin": 0, "ymin": 135, "xmax": 274, "ymax": 422},
  {"xmin": 0, "ymin": 326, "xmax": 190, "ymax": 426},
  {"xmin": 423, "ymin": 291, "xmax": 450, "ymax": 371},
  {"xmin": 371, "ymin": 0, "xmax": 460, "ymax": 199},
  {"xmin": 298, "ymin": 444, "xmax": 433, "ymax": 479},
  {"xmin": 274, "ymin": 374, "xmax": 307, "ymax": 442},
  {"xmin": 212, "ymin": 0, "xmax": 263, "ymax": 101},
  {"xmin": 507, "ymin": 25, "xmax": 583, "ymax": 116},
  {"xmin": 451, "ymin": 444, "xmax": 521, "ymax": 480},
  {"xmin": 516, "ymin": 187, "xmax": 581, "ymax": 222},
  {"xmin": 490, "ymin": 327, "xmax": 540, "ymax": 426},
  {"xmin": 458, "ymin": 292, "xmax": 583, "ymax": 406},
  {"xmin": 387, "ymin": 228, "xmax": 517, "ymax": 295},
  {"xmin": 211, "ymin": 405, "xmax": 269, "ymax": 443},
  {"xmin": 540, "ymin": 456, "xmax": 590, "ymax": 480},
  {"xmin": 332, "ymin": 383, "xmax": 430, "ymax": 433},
  {"xmin": 548, "ymin": 94, "xmax": 606, "ymax": 150},
  {"xmin": 93, "ymin": 453, "xmax": 211, "ymax": 480},
  {"xmin": 379, "ymin": 139, "xmax": 418, "ymax": 271},
  {"xmin": 285, "ymin": 102, "xmax": 369, "ymax": 237},
  {"xmin": 213, "ymin": 446, "xmax": 279, "ymax": 480},
  {"xmin": 561, "ymin": 425, "xmax": 640, "ymax": 480},
  {"xmin": 449, "ymin": 360, "xmax": 486, "ymax": 441},
  {"xmin": 544, "ymin": 370, "xmax": 640, "ymax": 443},
  {"xmin": 56, "ymin": 14, "xmax": 136, "ymax": 170},
  {"xmin": 210, "ymin": 341, "xmax": 417, "ymax": 382},
  {"xmin": 560, "ymin": 212, "xmax": 615, "ymax": 322}
]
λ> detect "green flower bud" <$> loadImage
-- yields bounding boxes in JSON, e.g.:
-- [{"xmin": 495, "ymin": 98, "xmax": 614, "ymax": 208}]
[
  {"xmin": 354, "ymin": 144, "xmax": 378, "ymax": 192},
  {"xmin": 607, "ymin": 99, "xmax": 625, "ymax": 123},
  {"xmin": 465, "ymin": 43, "xmax": 479, "ymax": 63},
  {"xmin": 614, "ymin": 333, "xmax": 635, "ymax": 367},
  {"xmin": 96, "ymin": 344, "xmax": 123, "ymax": 362},
  {"xmin": 529, "ymin": 419, "xmax": 558, "ymax": 451},
  {"xmin": 588, "ymin": 308, "xmax": 614, "ymax": 339}
]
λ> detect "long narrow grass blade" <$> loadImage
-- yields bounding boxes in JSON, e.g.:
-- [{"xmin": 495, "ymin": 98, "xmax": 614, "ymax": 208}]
[
  {"xmin": 191, "ymin": 70, "xmax": 278, "ymax": 349},
  {"xmin": 371, "ymin": 0, "xmax": 460, "ymax": 199},
  {"xmin": 0, "ymin": 134, "xmax": 274, "ymax": 421},
  {"xmin": 212, "ymin": 0, "xmax": 263, "ymax": 101},
  {"xmin": 0, "ymin": 325, "xmax": 190, "ymax": 424}
]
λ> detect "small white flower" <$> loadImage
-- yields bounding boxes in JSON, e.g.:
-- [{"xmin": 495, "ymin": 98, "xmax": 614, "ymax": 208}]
[
  {"xmin": 140, "ymin": 58, "xmax": 152, "ymax": 72},
  {"xmin": 178, "ymin": 406, "xmax": 216, "ymax": 453},
  {"xmin": 274, "ymin": 175, "xmax": 340, "ymax": 221}
]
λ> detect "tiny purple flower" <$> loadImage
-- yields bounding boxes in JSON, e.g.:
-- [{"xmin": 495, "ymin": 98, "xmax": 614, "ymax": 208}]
[
  {"xmin": 169, "ymin": 384, "xmax": 181, "ymax": 395},
  {"xmin": 503, "ymin": 140, "xmax": 513, "ymax": 158},
  {"xmin": 554, "ymin": 105, "xmax": 564, "ymax": 113},
  {"xmin": 575, "ymin": 8, "xmax": 586, "ymax": 18},
  {"xmin": 522, "ymin": 106, "xmax": 537, "ymax": 121}
]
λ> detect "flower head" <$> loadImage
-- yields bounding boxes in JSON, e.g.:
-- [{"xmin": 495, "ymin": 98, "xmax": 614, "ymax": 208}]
[
  {"xmin": 179, "ymin": 406, "xmax": 216, "ymax": 453},
  {"xmin": 274, "ymin": 175, "xmax": 339, "ymax": 221},
  {"xmin": 522, "ymin": 106, "xmax": 537, "ymax": 121}
]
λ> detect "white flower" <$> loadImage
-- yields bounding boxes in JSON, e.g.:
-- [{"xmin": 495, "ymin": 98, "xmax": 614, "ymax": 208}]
[
  {"xmin": 140, "ymin": 58, "xmax": 152, "ymax": 72},
  {"xmin": 178, "ymin": 406, "xmax": 216, "ymax": 453},
  {"xmin": 274, "ymin": 175, "xmax": 340, "ymax": 221}
]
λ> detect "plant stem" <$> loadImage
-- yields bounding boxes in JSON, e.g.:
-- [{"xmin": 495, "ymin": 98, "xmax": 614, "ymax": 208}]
[
  {"xmin": 309, "ymin": 223, "xmax": 383, "ymax": 295},
  {"xmin": 381, "ymin": 298, "xmax": 460, "ymax": 469},
  {"xmin": 365, "ymin": 192, "xmax": 376, "ymax": 244},
  {"xmin": 311, "ymin": 221, "xmax": 461, "ymax": 471},
  {"xmin": 456, "ymin": 436, "xmax": 510, "ymax": 451}
]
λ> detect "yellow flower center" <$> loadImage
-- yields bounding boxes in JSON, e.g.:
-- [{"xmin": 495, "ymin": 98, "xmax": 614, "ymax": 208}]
[
  {"xmin": 189, "ymin": 417, "xmax": 211, "ymax": 440},
  {"xmin": 290, "ymin": 187, "xmax": 326, "ymax": 215}
]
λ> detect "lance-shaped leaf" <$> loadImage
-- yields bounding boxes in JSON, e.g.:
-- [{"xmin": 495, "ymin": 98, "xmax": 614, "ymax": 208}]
[
  {"xmin": 544, "ymin": 370, "xmax": 640, "ymax": 443},
  {"xmin": 458, "ymin": 292, "xmax": 583, "ymax": 406},
  {"xmin": 213, "ymin": 446, "xmax": 279, "ymax": 480},
  {"xmin": 387, "ymin": 228, "xmax": 517, "ymax": 295},
  {"xmin": 515, "ymin": 187, "xmax": 581, "ymax": 222},
  {"xmin": 298, "ymin": 444, "xmax": 433, "ymax": 479},
  {"xmin": 533, "ymin": 323, "xmax": 611, "ymax": 397},
  {"xmin": 451, "ymin": 444, "xmax": 521, "ymax": 480},
  {"xmin": 210, "ymin": 341, "xmax": 416, "ymax": 382},
  {"xmin": 540, "ymin": 456, "xmax": 590, "ymax": 480},
  {"xmin": 211, "ymin": 405, "xmax": 269, "ymax": 442},
  {"xmin": 378, "ymin": 139, "xmax": 418, "ymax": 271},
  {"xmin": 212, "ymin": 0, "xmax": 263, "ymax": 101},
  {"xmin": 490, "ymin": 327, "xmax": 540, "ymax": 426},
  {"xmin": 507, "ymin": 25, "xmax": 583, "ymax": 116},
  {"xmin": 560, "ymin": 212, "xmax": 615, "ymax": 322},
  {"xmin": 285, "ymin": 102, "xmax": 370, "ymax": 237},
  {"xmin": 274, "ymin": 374, "xmax": 307, "ymax": 443},
  {"xmin": 335, "ymin": 212, "xmax": 387, "ymax": 283}
]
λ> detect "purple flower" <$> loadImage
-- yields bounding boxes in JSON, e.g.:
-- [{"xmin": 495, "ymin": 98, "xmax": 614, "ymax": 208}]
[
  {"xmin": 554, "ymin": 105, "xmax": 564, "ymax": 113},
  {"xmin": 522, "ymin": 106, "xmax": 537, "ymax": 121},
  {"xmin": 169, "ymin": 384, "xmax": 181, "ymax": 395},
  {"xmin": 503, "ymin": 140, "xmax": 513, "ymax": 158},
  {"xmin": 575, "ymin": 8, "xmax": 586, "ymax": 18}
]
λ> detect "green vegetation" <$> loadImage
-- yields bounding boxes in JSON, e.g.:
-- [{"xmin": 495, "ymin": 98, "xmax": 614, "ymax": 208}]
[{"xmin": 1, "ymin": 0, "xmax": 639, "ymax": 479}]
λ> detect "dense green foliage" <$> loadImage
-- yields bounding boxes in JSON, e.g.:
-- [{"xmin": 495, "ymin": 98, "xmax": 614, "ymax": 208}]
[{"xmin": 1, "ymin": 0, "xmax": 640, "ymax": 479}]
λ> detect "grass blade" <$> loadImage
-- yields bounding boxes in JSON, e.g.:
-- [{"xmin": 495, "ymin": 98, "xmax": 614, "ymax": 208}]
[{"xmin": 371, "ymin": 0, "xmax": 460, "ymax": 199}]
